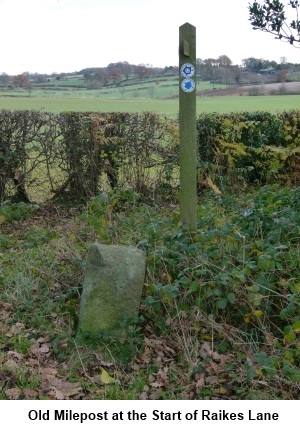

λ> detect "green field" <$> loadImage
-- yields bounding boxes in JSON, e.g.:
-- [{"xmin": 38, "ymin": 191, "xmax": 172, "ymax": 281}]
[
  {"xmin": 0, "ymin": 77, "xmax": 228, "ymax": 100},
  {"xmin": 0, "ymin": 94, "xmax": 299, "ymax": 114},
  {"xmin": 2, "ymin": 74, "xmax": 299, "ymax": 114}
]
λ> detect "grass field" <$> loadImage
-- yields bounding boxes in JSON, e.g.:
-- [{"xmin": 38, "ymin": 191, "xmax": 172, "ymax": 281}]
[
  {"xmin": 0, "ymin": 78, "xmax": 228, "ymax": 100},
  {"xmin": 0, "ymin": 94, "xmax": 299, "ymax": 114}
]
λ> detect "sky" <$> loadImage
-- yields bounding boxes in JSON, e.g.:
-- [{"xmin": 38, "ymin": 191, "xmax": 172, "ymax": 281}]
[{"xmin": 1, "ymin": 0, "xmax": 300, "ymax": 75}]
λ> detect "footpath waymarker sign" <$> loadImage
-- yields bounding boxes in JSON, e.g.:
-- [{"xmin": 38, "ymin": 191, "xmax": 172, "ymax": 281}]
[
  {"xmin": 179, "ymin": 23, "xmax": 197, "ymax": 233},
  {"xmin": 181, "ymin": 78, "xmax": 196, "ymax": 93}
]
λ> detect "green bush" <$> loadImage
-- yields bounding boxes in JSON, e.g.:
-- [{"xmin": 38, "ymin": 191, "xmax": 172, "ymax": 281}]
[
  {"xmin": 134, "ymin": 186, "xmax": 300, "ymax": 351},
  {"xmin": 196, "ymin": 110, "xmax": 300, "ymax": 186},
  {"xmin": 1, "ymin": 109, "xmax": 300, "ymax": 202}
]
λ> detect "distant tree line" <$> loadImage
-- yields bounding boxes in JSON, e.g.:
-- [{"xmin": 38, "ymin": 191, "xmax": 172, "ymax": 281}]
[
  {"xmin": 196, "ymin": 55, "xmax": 300, "ymax": 84},
  {"xmin": 77, "ymin": 57, "xmax": 300, "ymax": 86},
  {"xmin": 80, "ymin": 62, "xmax": 176, "ymax": 89},
  {"xmin": 1, "ymin": 55, "xmax": 300, "ymax": 90}
]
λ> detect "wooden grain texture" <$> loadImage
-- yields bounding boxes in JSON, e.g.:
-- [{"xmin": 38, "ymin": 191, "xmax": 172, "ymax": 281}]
[{"xmin": 179, "ymin": 22, "xmax": 197, "ymax": 233}]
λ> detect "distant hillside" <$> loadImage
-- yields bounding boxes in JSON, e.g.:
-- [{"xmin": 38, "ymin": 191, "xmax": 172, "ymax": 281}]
[{"xmin": 198, "ymin": 81, "xmax": 300, "ymax": 97}]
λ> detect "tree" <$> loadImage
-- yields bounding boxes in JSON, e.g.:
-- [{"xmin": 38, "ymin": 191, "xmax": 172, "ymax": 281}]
[
  {"xmin": 13, "ymin": 73, "xmax": 32, "ymax": 89},
  {"xmin": 231, "ymin": 65, "xmax": 242, "ymax": 84},
  {"xmin": 277, "ymin": 68, "xmax": 289, "ymax": 80},
  {"xmin": 203, "ymin": 58, "xmax": 217, "ymax": 80},
  {"xmin": 84, "ymin": 68, "xmax": 108, "ymax": 88},
  {"xmin": 108, "ymin": 67, "xmax": 122, "ymax": 84},
  {"xmin": 0, "ymin": 73, "xmax": 10, "ymax": 85},
  {"xmin": 217, "ymin": 55, "xmax": 232, "ymax": 67},
  {"xmin": 32, "ymin": 73, "xmax": 48, "ymax": 83},
  {"xmin": 242, "ymin": 57, "xmax": 278, "ymax": 72},
  {"xmin": 249, "ymin": 0, "xmax": 300, "ymax": 46},
  {"xmin": 134, "ymin": 64, "xmax": 150, "ymax": 79},
  {"xmin": 118, "ymin": 61, "xmax": 132, "ymax": 80}
]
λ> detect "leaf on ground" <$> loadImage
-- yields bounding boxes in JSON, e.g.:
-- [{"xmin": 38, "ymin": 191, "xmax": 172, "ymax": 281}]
[
  {"xmin": 28, "ymin": 358, "xmax": 39, "ymax": 367},
  {"xmin": 0, "ymin": 309, "xmax": 12, "ymax": 322},
  {"xmin": 265, "ymin": 332, "xmax": 277, "ymax": 346},
  {"xmin": 4, "ymin": 351, "xmax": 24, "ymax": 370},
  {"xmin": 213, "ymin": 386, "xmax": 227, "ymax": 395},
  {"xmin": 141, "ymin": 345, "xmax": 151, "ymax": 364},
  {"xmin": 4, "ymin": 359, "xmax": 19, "ymax": 370},
  {"xmin": 36, "ymin": 336, "xmax": 51, "ymax": 344},
  {"xmin": 5, "ymin": 387, "xmax": 21, "ymax": 399},
  {"xmin": 253, "ymin": 310, "xmax": 264, "ymax": 318},
  {"xmin": 23, "ymin": 388, "xmax": 39, "ymax": 399},
  {"xmin": 0, "ymin": 370, "xmax": 15, "ymax": 387},
  {"xmin": 131, "ymin": 362, "xmax": 141, "ymax": 371},
  {"xmin": 6, "ymin": 350, "xmax": 24, "ymax": 361},
  {"xmin": 205, "ymin": 375, "xmax": 219, "ymax": 384},
  {"xmin": 28, "ymin": 340, "xmax": 51, "ymax": 359},
  {"xmin": 149, "ymin": 388, "xmax": 163, "ymax": 400},
  {"xmin": 201, "ymin": 342, "xmax": 224, "ymax": 361},
  {"xmin": 5, "ymin": 322, "xmax": 25, "ymax": 337},
  {"xmin": 210, "ymin": 361, "xmax": 220, "ymax": 373},
  {"xmin": 51, "ymin": 382, "xmax": 82, "ymax": 400},
  {"xmin": 151, "ymin": 368, "xmax": 169, "ymax": 388},
  {"xmin": 195, "ymin": 373, "xmax": 205, "ymax": 391},
  {"xmin": 179, "ymin": 391, "xmax": 193, "ymax": 400},
  {"xmin": 40, "ymin": 367, "xmax": 57, "ymax": 378},
  {"xmin": 39, "ymin": 344, "xmax": 50, "ymax": 354},
  {"xmin": 100, "ymin": 367, "xmax": 115, "ymax": 384}
]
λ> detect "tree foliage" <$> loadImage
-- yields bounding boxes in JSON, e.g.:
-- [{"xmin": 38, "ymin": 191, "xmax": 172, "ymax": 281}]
[
  {"xmin": 249, "ymin": 0, "xmax": 300, "ymax": 46},
  {"xmin": 13, "ymin": 73, "xmax": 31, "ymax": 89}
]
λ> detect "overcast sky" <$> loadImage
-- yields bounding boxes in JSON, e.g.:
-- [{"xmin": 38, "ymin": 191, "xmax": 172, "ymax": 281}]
[{"xmin": 1, "ymin": 0, "xmax": 299, "ymax": 75}]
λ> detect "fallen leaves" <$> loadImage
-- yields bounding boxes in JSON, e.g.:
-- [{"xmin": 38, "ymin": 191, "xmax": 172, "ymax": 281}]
[
  {"xmin": 22, "ymin": 388, "xmax": 39, "ymax": 399},
  {"xmin": 0, "ymin": 303, "xmax": 14, "ymax": 325},
  {"xmin": 40, "ymin": 367, "xmax": 83, "ymax": 400},
  {"xmin": 4, "ymin": 387, "xmax": 22, "ymax": 400},
  {"xmin": 0, "ymin": 330, "xmax": 83, "ymax": 400},
  {"xmin": 133, "ymin": 331, "xmax": 242, "ymax": 400},
  {"xmin": 28, "ymin": 337, "xmax": 51, "ymax": 362},
  {"xmin": 1, "ymin": 355, "xmax": 84, "ymax": 400},
  {"xmin": 6, "ymin": 322, "xmax": 26, "ymax": 338}
]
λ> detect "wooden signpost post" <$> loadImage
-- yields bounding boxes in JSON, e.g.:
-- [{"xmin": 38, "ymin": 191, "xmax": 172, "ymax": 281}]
[{"xmin": 179, "ymin": 22, "xmax": 197, "ymax": 234}]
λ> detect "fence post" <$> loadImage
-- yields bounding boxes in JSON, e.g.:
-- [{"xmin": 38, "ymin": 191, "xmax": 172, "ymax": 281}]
[{"xmin": 179, "ymin": 22, "xmax": 197, "ymax": 233}]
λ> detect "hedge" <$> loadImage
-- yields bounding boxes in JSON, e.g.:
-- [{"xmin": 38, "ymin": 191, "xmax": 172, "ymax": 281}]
[{"xmin": 1, "ymin": 109, "xmax": 300, "ymax": 203}]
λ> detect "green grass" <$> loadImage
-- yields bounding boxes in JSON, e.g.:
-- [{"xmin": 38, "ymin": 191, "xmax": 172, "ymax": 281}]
[
  {"xmin": 35, "ymin": 76, "xmax": 86, "ymax": 88},
  {"xmin": 89, "ymin": 78, "xmax": 227, "ymax": 99},
  {"xmin": 0, "ymin": 97, "xmax": 178, "ymax": 114},
  {"xmin": 0, "ymin": 94, "xmax": 299, "ymax": 114},
  {"xmin": 0, "ymin": 78, "xmax": 228, "ymax": 100}
]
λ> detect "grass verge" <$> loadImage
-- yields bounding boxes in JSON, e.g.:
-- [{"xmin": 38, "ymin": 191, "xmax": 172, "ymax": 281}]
[{"xmin": 0, "ymin": 185, "xmax": 300, "ymax": 399}]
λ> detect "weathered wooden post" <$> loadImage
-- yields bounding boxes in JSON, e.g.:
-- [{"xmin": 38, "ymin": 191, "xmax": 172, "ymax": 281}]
[{"xmin": 179, "ymin": 22, "xmax": 197, "ymax": 233}]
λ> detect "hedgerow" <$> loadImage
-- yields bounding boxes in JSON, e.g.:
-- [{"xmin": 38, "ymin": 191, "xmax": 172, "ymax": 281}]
[
  {"xmin": 197, "ymin": 110, "xmax": 300, "ymax": 187},
  {"xmin": 1, "ymin": 109, "xmax": 300, "ymax": 203}
]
